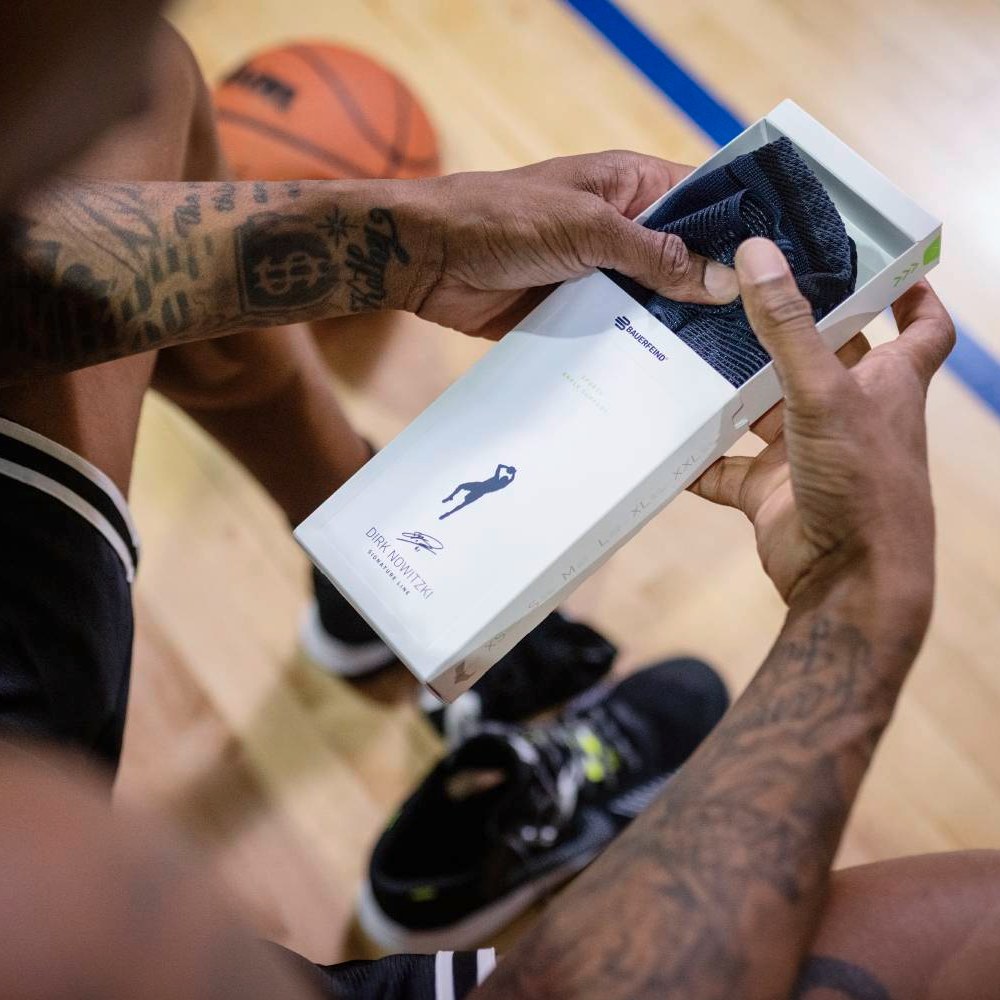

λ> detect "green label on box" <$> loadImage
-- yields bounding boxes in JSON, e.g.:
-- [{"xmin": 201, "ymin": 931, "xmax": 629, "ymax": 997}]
[{"xmin": 923, "ymin": 235, "xmax": 941, "ymax": 266}]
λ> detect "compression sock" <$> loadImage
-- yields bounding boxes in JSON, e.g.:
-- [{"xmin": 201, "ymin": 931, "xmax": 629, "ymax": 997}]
[{"xmin": 606, "ymin": 136, "xmax": 857, "ymax": 387}]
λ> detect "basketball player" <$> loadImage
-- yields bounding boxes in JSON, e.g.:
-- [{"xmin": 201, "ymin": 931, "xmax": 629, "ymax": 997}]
[{"xmin": 0, "ymin": 6, "xmax": 992, "ymax": 1000}]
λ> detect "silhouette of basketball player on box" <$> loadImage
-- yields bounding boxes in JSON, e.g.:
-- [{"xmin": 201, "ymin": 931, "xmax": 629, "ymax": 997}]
[{"xmin": 440, "ymin": 464, "xmax": 516, "ymax": 520}]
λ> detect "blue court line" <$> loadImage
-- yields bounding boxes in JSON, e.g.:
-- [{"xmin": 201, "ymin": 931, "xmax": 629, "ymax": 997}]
[
  {"xmin": 948, "ymin": 325, "xmax": 1000, "ymax": 417},
  {"xmin": 562, "ymin": 0, "xmax": 743, "ymax": 146},
  {"xmin": 562, "ymin": 0, "xmax": 1000, "ymax": 420}
]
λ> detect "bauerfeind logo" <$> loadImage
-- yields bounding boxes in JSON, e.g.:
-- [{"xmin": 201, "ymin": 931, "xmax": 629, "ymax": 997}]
[{"xmin": 613, "ymin": 314, "xmax": 666, "ymax": 362}]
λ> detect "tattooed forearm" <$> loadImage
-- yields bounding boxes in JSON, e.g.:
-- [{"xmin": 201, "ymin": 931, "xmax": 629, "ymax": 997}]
[
  {"xmin": 0, "ymin": 178, "xmax": 430, "ymax": 382},
  {"xmin": 475, "ymin": 579, "xmax": 919, "ymax": 1000}
]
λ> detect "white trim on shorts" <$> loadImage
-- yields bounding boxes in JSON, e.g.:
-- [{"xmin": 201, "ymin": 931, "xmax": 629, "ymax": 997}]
[
  {"xmin": 0, "ymin": 418, "xmax": 138, "ymax": 582},
  {"xmin": 434, "ymin": 949, "xmax": 497, "ymax": 1000},
  {"xmin": 0, "ymin": 416, "xmax": 139, "ymax": 553}
]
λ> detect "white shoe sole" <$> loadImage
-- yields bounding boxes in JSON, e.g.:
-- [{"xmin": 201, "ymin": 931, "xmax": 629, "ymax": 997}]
[
  {"xmin": 298, "ymin": 601, "xmax": 396, "ymax": 678},
  {"xmin": 357, "ymin": 852, "xmax": 596, "ymax": 952}
]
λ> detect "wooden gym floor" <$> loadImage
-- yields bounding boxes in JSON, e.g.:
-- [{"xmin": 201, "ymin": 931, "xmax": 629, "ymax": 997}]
[{"xmin": 113, "ymin": 0, "xmax": 1000, "ymax": 964}]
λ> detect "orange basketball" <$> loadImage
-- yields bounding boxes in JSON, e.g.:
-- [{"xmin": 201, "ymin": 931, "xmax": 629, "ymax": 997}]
[{"xmin": 213, "ymin": 42, "xmax": 440, "ymax": 181}]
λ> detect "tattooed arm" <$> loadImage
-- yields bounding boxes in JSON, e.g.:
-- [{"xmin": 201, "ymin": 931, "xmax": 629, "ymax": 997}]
[
  {"xmin": 475, "ymin": 243, "xmax": 955, "ymax": 1000},
  {"xmin": 0, "ymin": 178, "xmax": 423, "ymax": 375},
  {"xmin": 0, "ymin": 152, "xmax": 738, "ymax": 383}
]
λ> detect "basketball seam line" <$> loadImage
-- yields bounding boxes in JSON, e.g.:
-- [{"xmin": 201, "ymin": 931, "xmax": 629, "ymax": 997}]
[
  {"xmin": 286, "ymin": 45, "xmax": 435, "ymax": 171},
  {"xmin": 215, "ymin": 108, "xmax": 375, "ymax": 178}
]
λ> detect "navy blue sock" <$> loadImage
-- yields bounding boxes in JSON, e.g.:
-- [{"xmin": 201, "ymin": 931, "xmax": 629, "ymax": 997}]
[{"xmin": 606, "ymin": 136, "xmax": 857, "ymax": 387}]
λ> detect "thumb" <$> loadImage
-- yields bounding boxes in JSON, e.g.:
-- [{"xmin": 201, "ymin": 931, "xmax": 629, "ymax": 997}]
[
  {"xmin": 735, "ymin": 238, "xmax": 844, "ymax": 408},
  {"xmin": 596, "ymin": 214, "xmax": 739, "ymax": 305}
]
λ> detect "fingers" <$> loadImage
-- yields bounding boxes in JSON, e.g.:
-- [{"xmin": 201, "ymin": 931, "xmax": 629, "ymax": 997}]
[
  {"xmin": 750, "ymin": 402, "xmax": 784, "ymax": 446},
  {"xmin": 736, "ymin": 238, "xmax": 845, "ymax": 408},
  {"xmin": 575, "ymin": 150, "xmax": 696, "ymax": 218},
  {"xmin": 598, "ymin": 216, "xmax": 739, "ymax": 304},
  {"xmin": 837, "ymin": 332, "xmax": 872, "ymax": 369},
  {"xmin": 620, "ymin": 155, "xmax": 696, "ymax": 219},
  {"xmin": 688, "ymin": 455, "xmax": 754, "ymax": 510},
  {"xmin": 890, "ymin": 280, "xmax": 956, "ymax": 388}
]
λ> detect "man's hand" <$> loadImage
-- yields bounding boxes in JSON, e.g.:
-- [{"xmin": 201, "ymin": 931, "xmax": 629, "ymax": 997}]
[
  {"xmin": 691, "ymin": 238, "xmax": 954, "ymax": 609},
  {"xmin": 408, "ymin": 151, "xmax": 739, "ymax": 339}
]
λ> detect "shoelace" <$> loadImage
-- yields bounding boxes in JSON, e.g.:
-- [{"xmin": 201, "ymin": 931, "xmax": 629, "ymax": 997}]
[{"xmin": 506, "ymin": 703, "xmax": 643, "ymax": 853}]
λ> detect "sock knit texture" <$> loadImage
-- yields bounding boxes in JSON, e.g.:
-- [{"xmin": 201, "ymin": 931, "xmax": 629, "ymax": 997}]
[{"xmin": 607, "ymin": 137, "xmax": 858, "ymax": 387}]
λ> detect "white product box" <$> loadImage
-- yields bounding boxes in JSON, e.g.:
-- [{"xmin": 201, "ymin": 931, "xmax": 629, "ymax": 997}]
[{"xmin": 296, "ymin": 100, "xmax": 942, "ymax": 701}]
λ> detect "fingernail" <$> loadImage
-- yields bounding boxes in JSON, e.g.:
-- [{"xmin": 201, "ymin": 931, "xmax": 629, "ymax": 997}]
[
  {"xmin": 736, "ymin": 238, "xmax": 789, "ymax": 284},
  {"xmin": 704, "ymin": 260, "xmax": 739, "ymax": 302}
]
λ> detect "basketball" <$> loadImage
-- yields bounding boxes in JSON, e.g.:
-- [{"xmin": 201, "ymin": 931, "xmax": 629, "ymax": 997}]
[{"xmin": 213, "ymin": 42, "xmax": 440, "ymax": 182}]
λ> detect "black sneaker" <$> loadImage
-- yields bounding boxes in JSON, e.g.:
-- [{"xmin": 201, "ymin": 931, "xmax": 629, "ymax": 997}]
[
  {"xmin": 419, "ymin": 611, "xmax": 617, "ymax": 743},
  {"xmin": 358, "ymin": 656, "xmax": 729, "ymax": 951}
]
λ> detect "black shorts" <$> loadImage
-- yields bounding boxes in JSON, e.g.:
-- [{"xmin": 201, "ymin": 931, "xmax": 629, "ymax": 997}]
[
  {"xmin": 0, "ymin": 416, "xmax": 137, "ymax": 768},
  {"xmin": 287, "ymin": 947, "xmax": 498, "ymax": 1000},
  {"xmin": 0, "ymin": 416, "xmax": 495, "ymax": 999}
]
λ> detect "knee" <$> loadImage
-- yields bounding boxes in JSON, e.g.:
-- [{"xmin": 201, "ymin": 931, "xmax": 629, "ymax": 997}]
[
  {"xmin": 68, "ymin": 19, "xmax": 220, "ymax": 183},
  {"xmin": 153, "ymin": 325, "xmax": 321, "ymax": 412},
  {"xmin": 148, "ymin": 20, "xmax": 203, "ymax": 111},
  {"xmin": 146, "ymin": 20, "xmax": 223, "ymax": 181}
]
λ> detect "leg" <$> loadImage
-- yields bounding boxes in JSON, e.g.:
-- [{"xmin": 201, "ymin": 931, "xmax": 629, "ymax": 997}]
[
  {"xmin": 0, "ymin": 18, "xmax": 206, "ymax": 492},
  {"xmin": 440, "ymin": 497, "xmax": 471, "ymax": 519},
  {"xmin": 153, "ymin": 324, "xmax": 370, "ymax": 525},
  {"xmin": 147, "ymin": 31, "xmax": 370, "ymax": 524},
  {"xmin": 794, "ymin": 851, "xmax": 1000, "ymax": 999},
  {"xmin": 0, "ymin": 22, "xmax": 209, "ymax": 768},
  {"xmin": 135, "ymin": 27, "xmax": 394, "ymax": 677}
]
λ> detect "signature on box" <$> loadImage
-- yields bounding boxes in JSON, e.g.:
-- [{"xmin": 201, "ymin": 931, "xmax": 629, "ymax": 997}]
[{"xmin": 396, "ymin": 531, "xmax": 444, "ymax": 555}]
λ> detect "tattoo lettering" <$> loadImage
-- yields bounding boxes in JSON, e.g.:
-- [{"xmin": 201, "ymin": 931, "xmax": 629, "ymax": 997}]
[
  {"xmin": 212, "ymin": 182, "xmax": 236, "ymax": 213},
  {"xmin": 793, "ymin": 956, "xmax": 892, "ymax": 1000},
  {"xmin": 345, "ymin": 208, "xmax": 409, "ymax": 311},
  {"xmin": 252, "ymin": 182, "xmax": 269, "ymax": 205},
  {"xmin": 173, "ymin": 191, "xmax": 202, "ymax": 238},
  {"xmin": 234, "ymin": 212, "xmax": 340, "ymax": 314},
  {"xmin": 284, "ymin": 182, "xmax": 302, "ymax": 200}
]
